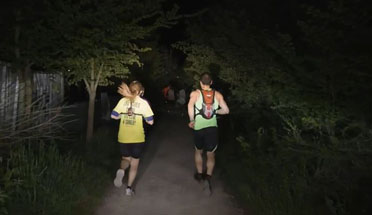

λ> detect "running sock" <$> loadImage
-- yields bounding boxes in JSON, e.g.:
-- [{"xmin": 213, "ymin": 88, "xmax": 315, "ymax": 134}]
[
  {"xmin": 127, "ymin": 186, "xmax": 132, "ymax": 189},
  {"xmin": 194, "ymin": 173, "xmax": 203, "ymax": 181},
  {"xmin": 204, "ymin": 174, "xmax": 212, "ymax": 181}
]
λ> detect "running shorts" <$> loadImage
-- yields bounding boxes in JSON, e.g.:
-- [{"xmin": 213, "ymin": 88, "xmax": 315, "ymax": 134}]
[
  {"xmin": 120, "ymin": 142, "xmax": 145, "ymax": 159},
  {"xmin": 194, "ymin": 127, "xmax": 218, "ymax": 152}
]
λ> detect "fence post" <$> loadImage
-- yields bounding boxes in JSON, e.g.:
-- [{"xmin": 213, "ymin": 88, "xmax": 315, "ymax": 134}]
[
  {"xmin": 0, "ymin": 65, "xmax": 6, "ymax": 122},
  {"xmin": 12, "ymin": 75, "xmax": 19, "ymax": 132}
]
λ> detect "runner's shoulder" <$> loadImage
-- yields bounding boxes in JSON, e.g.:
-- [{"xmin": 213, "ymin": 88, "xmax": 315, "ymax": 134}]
[
  {"xmin": 190, "ymin": 90, "xmax": 200, "ymax": 97},
  {"xmin": 214, "ymin": 90, "xmax": 224, "ymax": 100},
  {"xmin": 138, "ymin": 97, "xmax": 151, "ymax": 105},
  {"xmin": 119, "ymin": 97, "xmax": 129, "ymax": 103}
]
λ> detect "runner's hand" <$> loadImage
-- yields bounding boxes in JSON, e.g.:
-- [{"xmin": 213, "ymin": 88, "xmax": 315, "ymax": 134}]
[
  {"xmin": 188, "ymin": 121, "xmax": 195, "ymax": 129},
  {"xmin": 117, "ymin": 82, "xmax": 132, "ymax": 97}
]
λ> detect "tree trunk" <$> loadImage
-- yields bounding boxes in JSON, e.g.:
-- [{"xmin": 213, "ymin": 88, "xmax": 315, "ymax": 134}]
[
  {"xmin": 86, "ymin": 91, "xmax": 96, "ymax": 143},
  {"xmin": 85, "ymin": 59, "xmax": 102, "ymax": 143}
]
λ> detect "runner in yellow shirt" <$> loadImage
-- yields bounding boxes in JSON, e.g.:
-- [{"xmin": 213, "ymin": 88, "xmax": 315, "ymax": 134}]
[{"xmin": 111, "ymin": 81, "xmax": 154, "ymax": 196}]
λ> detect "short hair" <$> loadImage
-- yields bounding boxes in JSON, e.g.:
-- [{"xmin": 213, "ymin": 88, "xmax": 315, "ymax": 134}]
[{"xmin": 200, "ymin": 72, "xmax": 212, "ymax": 85}]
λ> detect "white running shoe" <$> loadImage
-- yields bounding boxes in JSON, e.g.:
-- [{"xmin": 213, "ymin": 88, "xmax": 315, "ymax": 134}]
[
  {"xmin": 113, "ymin": 169, "xmax": 125, "ymax": 188},
  {"xmin": 125, "ymin": 187, "xmax": 135, "ymax": 196}
]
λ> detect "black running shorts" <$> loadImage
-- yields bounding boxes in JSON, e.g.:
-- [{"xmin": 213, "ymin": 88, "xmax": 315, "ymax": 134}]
[
  {"xmin": 120, "ymin": 142, "xmax": 145, "ymax": 159},
  {"xmin": 194, "ymin": 127, "xmax": 218, "ymax": 152}
]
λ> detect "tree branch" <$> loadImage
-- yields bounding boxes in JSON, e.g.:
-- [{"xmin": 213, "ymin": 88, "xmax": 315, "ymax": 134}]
[
  {"xmin": 94, "ymin": 62, "xmax": 104, "ymax": 90},
  {"xmin": 83, "ymin": 78, "xmax": 91, "ymax": 96}
]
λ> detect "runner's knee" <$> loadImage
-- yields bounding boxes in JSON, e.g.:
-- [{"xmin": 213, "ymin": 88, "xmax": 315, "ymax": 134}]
[
  {"xmin": 129, "ymin": 159, "xmax": 140, "ymax": 170},
  {"xmin": 122, "ymin": 156, "xmax": 131, "ymax": 162},
  {"xmin": 206, "ymin": 151, "xmax": 215, "ymax": 158}
]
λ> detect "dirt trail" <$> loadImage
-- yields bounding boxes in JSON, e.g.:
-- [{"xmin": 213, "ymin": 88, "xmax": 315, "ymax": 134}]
[{"xmin": 95, "ymin": 115, "xmax": 245, "ymax": 215}]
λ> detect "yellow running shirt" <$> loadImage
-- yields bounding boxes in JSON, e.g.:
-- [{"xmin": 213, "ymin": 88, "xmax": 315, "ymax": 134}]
[{"xmin": 113, "ymin": 97, "xmax": 154, "ymax": 143}]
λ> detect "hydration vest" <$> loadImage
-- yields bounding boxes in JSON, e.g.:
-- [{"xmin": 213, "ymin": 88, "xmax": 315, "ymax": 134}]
[{"xmin": 195, "ymin": 90, "xmax": 216, "ymax": 119}]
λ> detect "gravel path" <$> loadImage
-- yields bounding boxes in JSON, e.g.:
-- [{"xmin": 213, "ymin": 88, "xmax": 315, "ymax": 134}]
[{"xmin": 95, "ymin": 115, "xmax": 245, "ymax": 215}]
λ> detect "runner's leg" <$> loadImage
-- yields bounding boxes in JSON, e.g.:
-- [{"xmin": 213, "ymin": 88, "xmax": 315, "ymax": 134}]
[
  {"xmin": 206, "ymin": 151, "xmax": 215, "ymax": 176},
  {"xmin": 128, "ymin": 158, "xmax": 139, "ymax": 187},
  {"xmin": 195, "ymin": 149, "xmax": 203, "ymax": 174},
  {"xmin": 205, "ymin": 127, "xmax": 218, "ymax": 177},
  {"xmin": 194, "ymin": 130, "xmax": 204, "ymax": 176},
  {"xmin": 203, "ymin": 128, "xmax": 218, "ymax": 195},
  {"xmin": 114, "ymin": 144, "xmax": 132, "ymax": 187},
  {"xmin": 203, "ymin": 151, "xmax": 215, "ymax": 196},
  {"xmin": 121, "ymin": 156, "xmax": 131, "ymax": 170},
  {"xmin": 125, "ymin": 142, "xmax": 145, "ymax": 195},
  {"xmin": 114, "ymin": 157, "xmax": 130, "ymax": 188}
]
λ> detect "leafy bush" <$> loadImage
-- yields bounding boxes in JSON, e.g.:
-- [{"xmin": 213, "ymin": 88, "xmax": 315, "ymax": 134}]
[
  {"xmin": 0, "ymin": 90, "xmax": 117, "ymax": 215},
  {"xmin": 3, "ymin": 143, "xmax": 86, "ymax": 215},
  {"xmin": 218, "ymin": 102, "xmax": 372, "ymax": 215},
  {"xmin": 0, "ymin": 187, "xmax": 7, "ymax": 215}
]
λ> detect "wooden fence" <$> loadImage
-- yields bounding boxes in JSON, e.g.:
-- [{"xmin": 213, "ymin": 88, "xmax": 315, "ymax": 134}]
[{"xmin": 0, "ymin": 63, "xmax": 64, "ymax": 127}]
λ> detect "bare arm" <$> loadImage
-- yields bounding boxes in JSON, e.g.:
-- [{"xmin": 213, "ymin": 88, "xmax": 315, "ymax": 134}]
[
  {"xmin": 216, "ymin": 91, "xmax": 229, "ymax": 115},
  {"xmin": 187, "ymin": 90, "xmax": 199, "ymax": 128}
]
